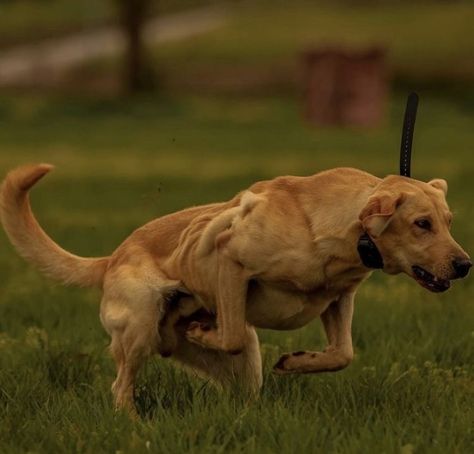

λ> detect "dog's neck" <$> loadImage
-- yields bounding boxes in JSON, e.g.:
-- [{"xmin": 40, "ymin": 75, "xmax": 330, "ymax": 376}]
[
  {"xmin": 301, "ymin": 182, "xmax": 380, "ymax": 280},
  {"xmin": 313, "ymin": 220, "xmax": 371, "ymax": 274}
]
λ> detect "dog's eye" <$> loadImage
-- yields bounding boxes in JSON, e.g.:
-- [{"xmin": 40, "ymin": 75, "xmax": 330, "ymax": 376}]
[{"xmin": 415, "ymin": 219, "xmax": 432, "ymax": 230}]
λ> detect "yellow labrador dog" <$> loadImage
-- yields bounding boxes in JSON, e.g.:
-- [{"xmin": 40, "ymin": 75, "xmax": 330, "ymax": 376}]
[{"xmin": 0, "ymin": 164, "xmax": 471, "ymax": 413}]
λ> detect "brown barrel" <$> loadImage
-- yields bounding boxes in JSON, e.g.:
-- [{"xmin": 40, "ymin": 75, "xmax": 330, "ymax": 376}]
[{"xmin": 303, "ymin": 47, "xmax": 388, "ymax": 127}]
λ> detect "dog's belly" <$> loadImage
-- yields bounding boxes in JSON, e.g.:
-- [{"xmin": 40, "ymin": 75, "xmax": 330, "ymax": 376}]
[{"xmin": 246, "ymin": 282, "xmax": 334, "ymax": 330}]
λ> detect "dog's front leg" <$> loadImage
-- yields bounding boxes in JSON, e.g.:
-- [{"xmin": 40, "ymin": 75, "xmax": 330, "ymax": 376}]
[
  {"xmin": 186, "ymin": 252, "xmax": 248, "ymax": 355},
  {"xmin": 273, "ymin": 292, "xmax": 355, "ymax": 374}
]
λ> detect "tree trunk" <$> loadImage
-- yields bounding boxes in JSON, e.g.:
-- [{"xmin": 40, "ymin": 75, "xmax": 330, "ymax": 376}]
[{"xmin": 117, "ymin": 0, "xmax": 154, "ymax": 92}]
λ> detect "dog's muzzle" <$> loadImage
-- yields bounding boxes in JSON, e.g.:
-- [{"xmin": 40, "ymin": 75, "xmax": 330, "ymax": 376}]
[{"xmin": 412, "ymin": 265, "xmax": 450, "ymax": 293}]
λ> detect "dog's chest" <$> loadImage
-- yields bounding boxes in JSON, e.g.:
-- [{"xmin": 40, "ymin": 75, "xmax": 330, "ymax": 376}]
[{"xmin": 245, "ymin": 281, "xmax": 337, "ymax": 329}]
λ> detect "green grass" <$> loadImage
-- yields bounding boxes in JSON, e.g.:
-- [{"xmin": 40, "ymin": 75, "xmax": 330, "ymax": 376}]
[
  {"xmin": 0, "ymin": 90, "xmax": 473, "ymax": 453},
  {"xmin": 1, "ymin": 2, "xmax": 473, "ymax": 451}
]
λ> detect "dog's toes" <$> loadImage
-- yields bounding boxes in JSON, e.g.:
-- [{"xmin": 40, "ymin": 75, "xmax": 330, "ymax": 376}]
[
  {"xmin": 187, "ymin": 321, "xmax": 210, "ymax": 334},
  {"xmin": 273, "ymin": 353, "xmax": 293, "ymax": 375},
  {"xmin": 186, "ymin": 321, "xmax": 212, "ymax": 344},
  {"xmin": 275, "ymin": 353, "xmax": 291, "ymax": 368},
  {"xmin": 273, "ymin": 350, "xmax": 338, "ymax": 374},
  {"xmin": 273, "ymin": 351, "xmax": 318, "ymax": 374},
  {"xmin": 200, "ymin": 322, "xmax": 211, "ymax": 332},
  {"xmin": 187, "ymin": 321, "xmax": 211, "ymax": 332},
  {"xmin": 185, "ymin": 321, "xmax": 223, "ymax": 351},
  {"xmin": 187, "ymin": 321, "xmax": 201, "ymax": 331}
]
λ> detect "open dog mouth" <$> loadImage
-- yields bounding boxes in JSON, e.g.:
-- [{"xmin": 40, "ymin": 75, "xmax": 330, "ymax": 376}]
[{"xmin": 412, "ymin": 265, "xmax": 450, "ymax": 293}]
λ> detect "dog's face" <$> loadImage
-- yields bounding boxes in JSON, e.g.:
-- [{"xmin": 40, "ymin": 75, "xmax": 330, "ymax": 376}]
[{"xmin": 360, "ymin": 176, "xmax": 471, "ymax": 292}]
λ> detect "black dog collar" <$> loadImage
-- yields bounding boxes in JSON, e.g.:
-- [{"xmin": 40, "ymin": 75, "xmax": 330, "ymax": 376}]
[
  {"xmin": 357, "ymin": 233, "xmax": 384, "ymax": 269},
  {"xmin": 357, "ymin": 93, "xmax": 419, "ymax": 269}
]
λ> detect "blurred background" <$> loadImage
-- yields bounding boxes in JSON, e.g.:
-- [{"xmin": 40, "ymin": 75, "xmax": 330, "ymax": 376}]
[
  {"xmin": 1, "ymin": 1, "xmax": 474, "ymax": 450},
  {"xmin": 0, "ymin": 0, "xmax": 473, "ymax": 253}
]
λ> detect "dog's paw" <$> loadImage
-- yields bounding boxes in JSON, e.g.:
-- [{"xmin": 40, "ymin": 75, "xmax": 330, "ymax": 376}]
[
  {"xmin": 187, "ymin": 321, "xmax": 212, "ymax": 334},
  {"xmin": 273, "ymin": 351, "xmax": 323, "ymax": 374},
  {"xmin": 273, "ymin": 349, "xmax": 351, "ymax": 374},
  {"xmin": 186, "ymin": 322, "xmax": 243, "ymax": 354},
  {"xmin": 273, "ymin": 351, "xmax": 303, "ymax": 375},
  {"xmin": 273, "ymin": 353, "xmax": 292, "ymax": 375},
  {"xmin": 186, "ymin": 321, "xmax": 213, "ymax": 347}
]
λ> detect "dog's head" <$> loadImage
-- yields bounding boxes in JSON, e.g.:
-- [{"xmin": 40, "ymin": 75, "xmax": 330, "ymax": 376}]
[{"xmin": 359, "ymin": 176, "xmax": 471, "ymax": 292}]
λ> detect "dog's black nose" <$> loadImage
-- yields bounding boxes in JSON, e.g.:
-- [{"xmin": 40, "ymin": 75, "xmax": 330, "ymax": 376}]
[{"xmin": 452, "ymin": 258, "xmax": 472, "ymax": 278}]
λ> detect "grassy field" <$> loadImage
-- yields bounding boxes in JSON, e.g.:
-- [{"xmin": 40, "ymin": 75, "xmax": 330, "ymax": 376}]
[
  {"xmin": 0, "ymin": 90, "xmax": 473, "ymax": 453},
  {"xmin": 1, "ymin": 1, "xmax": 474, "ymax": 452}
]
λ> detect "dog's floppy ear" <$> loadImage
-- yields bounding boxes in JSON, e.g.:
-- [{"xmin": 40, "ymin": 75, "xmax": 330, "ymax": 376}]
[
  {"xmin": 359, "ymin": 191, "xmax": 406, "ymax": 238},
  {"xmin": 428, "ymin": 178, "xmax": 448, "ymax": 195}
]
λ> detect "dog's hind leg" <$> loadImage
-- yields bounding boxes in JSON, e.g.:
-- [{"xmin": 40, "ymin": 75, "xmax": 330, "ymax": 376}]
[
  {"xmin": 106, "ymin": 314, "xmax": 157, "ymax": 414},
  {"xmin": 109, "ymin": 322, "xmax": 157, "ymax": 414},
  {"xmin": 101, "ymin": 264, "xmax": 180, "ymax": 414}
]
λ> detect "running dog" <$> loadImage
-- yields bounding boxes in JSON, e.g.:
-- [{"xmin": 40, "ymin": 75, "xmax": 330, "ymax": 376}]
[{"xmin": 0, "ymin": 164, "xmax": 470, "ymax": 414}]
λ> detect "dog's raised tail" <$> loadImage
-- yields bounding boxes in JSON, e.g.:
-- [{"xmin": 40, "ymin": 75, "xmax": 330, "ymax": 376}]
[{"xmin": 0, "ymin": 164, "xmax": 108, "ymax": 287}]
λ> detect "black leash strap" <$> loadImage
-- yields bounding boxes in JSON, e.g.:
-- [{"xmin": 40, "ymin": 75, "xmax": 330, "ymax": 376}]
[
  {"xmin": 358, "ymin": 92, "xmax": 421, "ymax": 269},
  {"xmin": 399, "ymin": 92, "xmax": 419, "ymax": 177}
]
